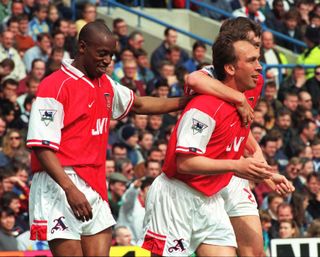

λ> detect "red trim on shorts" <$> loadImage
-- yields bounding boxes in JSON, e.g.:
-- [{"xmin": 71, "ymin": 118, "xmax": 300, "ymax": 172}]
[
  {"xmin": 141, "ymin": 230, "xmax": 167, "ymax": 256},
  {"xmin": 33, "ymin": 220, "xmax": 48, "ymax": 224},
  {"xmin": 30, "ymin": 223, "xmax": 48, "ymax": 241}
]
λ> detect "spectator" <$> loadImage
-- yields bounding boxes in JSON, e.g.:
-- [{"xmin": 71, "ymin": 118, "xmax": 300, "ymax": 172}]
[
  {"xmin": 138, "ymin": 131, "xmax": 154, "ymax": 160},
  {"xmin": 297, "ymin": 25, "xmax": 320, "ymax": 79},
  {"xmin": 259, "ymin": 210, "xmax": 272, "ymax": 255},
  {"xmin": 114, "ymin": 48, "xmax": 135, "ymax": 80},
  {"xmin": 251, "ymin": 122, "xmax": 267, "ymax": 143},
  {"xmin": 112, "ymin": 18, "xmax": 128, "ymax": 52},
  {"xmin": 106, "ymin": 158, "xmax": 115, "ymax": 180},
  {"xmin": 306, "ymin": 218, "xmax": 320, "ymax": 237},
  {"xmin": 15, "ymin": 14, "xmax": 35, "ymax": 57},
  {"xmin": 298, "ymin": 91, "xmax": 315, "ymax": 114},
  {"xmin": 108, "ymin": 172, "xmax": 129, "ymax": 220},
  {"xmin": 17, "ymin": 76, "xmax": 39, "ymax": 113},
  {"xmin": 131, "ymin": 113, "xmax": 148, "ymax": 133},
  {"xmin": 183, "ymin": 41, "xmax": 206, "ymax": 73},
  {"xmin": 134, "ymin": 48, "xmax": 154, "ymax": 84},
  {"xmin": 260, "ymin": 30, "xmax": 287, "ymax": 87},
  {"xmin": 23, "ymin": 32, "xmax": 51, "ymax": 72},
  {"xmin": 263, "ymin": 81, "xmax": 283, "ymax": 113},
  {"xmin": 306, "ymin": 172, "xmax": 320, "ymax": 219},
  {"xmin": 2, "ymin": 0, "xmax": 24, "ymax": 28},
  {"xmin": 278, "ymin": 9, "xmax": 304, "ymax": 53},
  {"xmin": 45, "ymin": 47, "xmax": 64, "ymax": 76},
  {"xmin": 46, "ymin": 4, "xmax": 59, "ymax": 32},
  {"xmin": 297, "ymin": 0, "xmax": 312, "ymax": 34},
  {"xmin": 120, "ymin": 59, "xmax": 146, "ymax": 96},
  {"xmin": 117, "ymin": 177, "xmax": 154, "ymax": 243},
  {"xmin": 0, "ymin": 0, "xmax": 10, "ymax": 23},
  {"xmin": 278, "ymin": 65, "xmax": 306, "ymax": 102},
  {"xmin": 261, "ymin": 134, "xmax": 278, "ymax": 160},
  {"xmin": 28, "ymin": 4, "xmax": 49, "ymax": 41},
  {"xmin": 144, "ymin": 159, "xmax": 161, "ymax": 178},
  {"xmin": 0, "ymin": 207, "xmax": 18, "ymax": 251},
  {"xmin": 305, "ymin": 65, "xmax": 320, "ymax": 110},
  {"xmin": 2, "ymin": 129, "xmax": 26, "ymax": 160},
  {"xmin": 111, "ymin": 143, "xmax": 128, "ymax": 162},
  {"xmin": 233, "ymin": 0, "xmax": 266, "ymax": 24},
  {"xmin": 52, "ymin": 30, "xmax": 70, "ymax": 60},
  {"xmin": 266, "ymin": 0, "xmax": 286, "ymax": 31},
  {"xmin": 153, "ymin": 78, "xmax": 170, "ymax": 98},
  {"xmin": 311, "ymin": 138, "xmax": 320, "ymax": 172},
  {"xmin": 118, "ymin": 124, "xmax": 144, "ymax": 166},
  {"xmin": 114, "ymin": 226, "xmax": 133, "ymax": 246},
  {"xmin": 17, "ymin": 58, "xmax": 45, "ymax": 96},
  {"xmin": 127, "ymin": 31, "xmax": 144, "ymax": 52},
  {"xmin": 7, "ymin": 17, "xmax": 19, "ymax": 38},
  {"xmin": 151, "ymin": 27, "xmax": 188, "ymax": 74},
  {"xmin": 115, "ymin": 158, "xmax": 135, "ymax": 181},
  {"xmin": 0, "ymin": 58, "xmax": 14, "ymax": 82},
  {"xmin": 146, "ymin": 114, "xmax": 163, "ymax": 141},
  {"xmin": 75, "ymin": 3, "xmax": 96, "ymax": 34},
  {"xmin": 0, "ymin": 30, "xmax": 26, "ymax": 80},
  {"xmin": 278, "ymin": 219, "xmax": 300, "ymax": 238}
]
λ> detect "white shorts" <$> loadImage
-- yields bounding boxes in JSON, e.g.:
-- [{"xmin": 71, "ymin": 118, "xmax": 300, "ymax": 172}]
[
  {"xmin": 29, "ymin": 167, "xmax": 116, "ymax": 241},
  {"xmin": 139, "ymin": 174, "xmax": 236, "ymax": 256},
  {"xmin": 220, "ymin": 176, "xmax": 258, "ymax": 217}
]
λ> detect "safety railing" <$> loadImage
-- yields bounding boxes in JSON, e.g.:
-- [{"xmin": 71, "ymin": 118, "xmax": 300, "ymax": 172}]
[
  {"xmin": 97, "ymin": 0, "xmax": 307, "ymax": 49},
  {"xmin": 103, "ymin": 0, "xmax": 213, "ymax": 46}
]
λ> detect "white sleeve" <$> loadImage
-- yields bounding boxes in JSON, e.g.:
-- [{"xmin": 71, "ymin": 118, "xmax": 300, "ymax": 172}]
[
  {"xmin": 201, "ymin": 65, "xmax": 216, "ymax": 78},
  {"xmin": 176, "ymin": 108, "xmax": 216, "ymax": 155},
  {"xmin": 108, "ymin": 76, "xmax": 134, "ymax": 120},
  {"xmin": 26, "ymin": 97, "xmax": 64, "ymax": 150}
]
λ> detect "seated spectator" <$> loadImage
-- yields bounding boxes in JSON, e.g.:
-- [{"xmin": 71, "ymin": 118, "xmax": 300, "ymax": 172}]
[
  {"xmin": 297, "ymin": 0, "xmax": 312, "ymax": 34},
  {"xmin": 15, "ymin": 14, "xmax": 35, "ymax": 58},
  {"xmin": 134, "ymin": 48, "xmax": 154, "ymax": 84},
  {"xmin": 2, "ymin": 129, "xmax": 26, "ymax": 160},
  {"xmin": 144, "ymin": 159, "xmax": 161, "ymax": 178},
  {"xmin": 297, "ymin": 25, "xmax": 320, "ymax": 79},
  {"xmin": 261, "ymin": 134, "xmax": 278, "ymax": 161},
  {"xmin": 251, "ymin": 122, "xmax": 267, "ymax": 143},
  {"xmin": 17, "ymin": 58, "xmax": 45, "ymax": 96},
  {"xmin": 278, "ymin": 219, "xmax": 300, "ymax": 238},
  {"xmin": 311, "ymin": 138, "xmax": 320, "ymax": 172},
  {"xmin": 278, "ymin": 65, "xmax": 306, "ymax": 102},
  {"xmin": 111, "ymin": 143, "xmax": 128, "ymax": 162},
  {"xmin": 112, "ymin": 18, "xmax": 129, "ymax": 52},
  {"xmin": 0, "ymin": 58, "xmax": 14, "ymax": 82},
  {"xmin": 151, "ymin": 27, "xmax": 188, "ymax": 75},
  {"xmin": 260, "ymin": 30, "xmax": 287, "ymax": 87},
  {"xmin": 131, "ymin": 113, "xmax": 148, "ymax": 133},
  {"xmin": 0, "ymin": 0, "xmax": 10, "ymax": 23},
  {"xmin": 305, "ymin": 65, "xmax": 320, "ymax": 110},
  {"xmin": 0, "ymin": 207, "xmax": 18, "ymax": 250},
  {"xmin": 146, "ymin": 114, "xmax": 163, "ymax": 141},
  {"xmin": 45, "ymin": 47, "xmax": 64, "ymax": 76},
  {"xmin": 306, "ymin": 172, "xmax": 320, "ymax": 219},
  {"xmin": 306, "ymin": 218, "xmax": 320, "ymax": 237},
  {"xmin": 106, "ymin": 158, "xmax": 116, "ymax": 181},
  {"xmin": 263, "ymin": 81, "xmax": 283, "ymax": 113},
  {"xmin": 0, "ymin": 30, "xmax": 26, "ymax": 80},
  {"xmin": 278, "ymin": 9, "xmax": 304, "ymax": 53},
  {"xmin": 108, "ymin": 172, "xmax": 129, "ymax": 220},
  {"xmin": 115, "ymin": 158, "xmax": 135, "ymax": 181},
  {"xmin": 23, "ymin": 32, "xmax": 51, "ymax": 72},
  {"xmin": 153, "ymin": 78, "xmax": 170, "ymax": 98},
  {"xmin": 114, "ymin": 48, "xmax": 136, "ymax": 80},
  {"xmin": 127, "ymin": 31, "xmax": 145, "ymax": 53},
  {"xmin": 120, "ymin": 59, "xmax": 146, "ymax": 96},
  {"xmin": 138, "ymin": 131, "xmax": 154, "ymax": 160},
  {"xmin": 6, "ymin": 17, "xmax": 19, "ymax": 38},
  {"xmin": 52, "ymin": 30, "xmax": 70, "ymax": 60},
  {"xmin": 75, "ymin": 2, "xmax": 96, "ymax": 34},
  {"xmin": 114, "ymin": 226, "xmax": 133, "ymax": 246},
  {"xmin": 117, "ymin": 177, "xmax": 154, "ymax": 244},
  {"xmin": 0, "ymin": 191, "xmax": 29, "ymax": 235},
  {"xmin": 2, "ymin": 0, "xmax": 24, "ymax": 29},
  {"xmin": 259, "ymin": 210, "xmax": 272, "ymax": 255},
  {"xmin": 183, "ymin": 41, "xmax": 206, "ymax": 73},
  {"xmin": 28, "ymin": 4, "xmax": 49, "ymax": 41},
  {"xmin": 17, "ymin": 76, "xmax": 39, "ymax": 113},
  {"xmin": 232, "ymin": 0, "xmax": 266, "ymax": 24},
  {"xmin": 118, "ymin": 124, "xmax": 144, "ymax": 166},
  {"xmin": 46, "ymin": 4, "xmax": 60, "ymax": 32},
  {"xmin": 266, "ymin": 0, "xmax": 286, "ymax": 31}
]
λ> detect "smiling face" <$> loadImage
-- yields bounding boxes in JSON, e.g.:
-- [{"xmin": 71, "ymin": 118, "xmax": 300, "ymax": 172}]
[
  {"xmin": 79, "ymin": 33, "xmax": 116, "ymax": 79},
  {"xmin": 232, "ymin": 40, "xmax": 262, "ymax": 92}
]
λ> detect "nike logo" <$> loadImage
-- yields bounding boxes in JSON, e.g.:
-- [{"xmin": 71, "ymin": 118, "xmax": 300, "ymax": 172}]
[
  {"xmin": 230, "ymin": 121, "xmax": 237, "ymax": 127},
  {"xmin": 88, "ymin": 100, "xmax": 95, "ymax": 108}
]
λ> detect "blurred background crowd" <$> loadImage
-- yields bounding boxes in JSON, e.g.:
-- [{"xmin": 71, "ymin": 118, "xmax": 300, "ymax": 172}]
[{"xmin": 0, "ymin": 0, "xmax": 319, "ymax": 255}]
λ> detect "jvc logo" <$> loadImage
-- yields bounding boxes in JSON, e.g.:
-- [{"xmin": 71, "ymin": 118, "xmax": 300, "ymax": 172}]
[
  {"xmin": 92, "ymin": 118, "xmax": 108, "ymax": 136},
  {"xmin": 226, "ymin": 137, "xmax": 245, "ymax": 152}
]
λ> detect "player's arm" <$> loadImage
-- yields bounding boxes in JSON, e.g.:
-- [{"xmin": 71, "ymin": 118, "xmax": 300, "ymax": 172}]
[
  {"xmin": 176, "ymin": 154, "xmax": 272, "ymax": 181},
  {"xmin": 33, "ymin": 148, "xmax": 93, "ymax": 222},
  {"xmin": 186, "ymin": 71, "xmax": 253, "ymax": 124},
  {"xmin": 245, "ymin": 131, "xmax": 294, "ymax": 195},
  {"xmin": 131, "ymin": 95, "xmax": 191, "ymax": 114}
]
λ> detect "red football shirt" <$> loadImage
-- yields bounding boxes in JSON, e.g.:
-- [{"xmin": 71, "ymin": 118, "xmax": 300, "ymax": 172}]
[
  {"xmin": 164, "ymin": 66, "xmax": 263, "ymax": 196},
  {"xmin": 27, "ymin": 59, "xmax": 134, "ymax": 201}
]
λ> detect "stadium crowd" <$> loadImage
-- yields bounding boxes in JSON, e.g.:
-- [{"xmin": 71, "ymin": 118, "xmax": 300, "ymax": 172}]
[{"xmin": 0, "ymin": 0, "xmax": 319, "ymax": 255}]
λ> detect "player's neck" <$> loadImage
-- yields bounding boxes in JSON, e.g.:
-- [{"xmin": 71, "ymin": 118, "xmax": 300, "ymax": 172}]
[{"xmin": 222, "ymin": 77, "xmax": 244, "ymax": 93}]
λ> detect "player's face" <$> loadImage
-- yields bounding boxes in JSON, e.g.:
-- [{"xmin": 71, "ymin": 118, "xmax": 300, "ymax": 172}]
[
  {"xmin": 82, "ymin": 35, "xmax": 116, "ymax": 79},
  {"xmin": 233, "ymin": 41, "xmax": 262, "ymax": 92}
]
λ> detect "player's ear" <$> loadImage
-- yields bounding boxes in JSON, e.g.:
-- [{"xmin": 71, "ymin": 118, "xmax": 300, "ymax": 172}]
[
  {"xmin": 225, "ymin": 63, "xmax": 235, "ymax": 76},
  {"xmin": 78, "ymin": 40, "xmax": 86, "ymax": 54}
]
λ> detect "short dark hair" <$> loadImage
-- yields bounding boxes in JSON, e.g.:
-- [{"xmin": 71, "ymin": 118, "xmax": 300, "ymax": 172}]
[
  {"xmin": 2, "ymin": 78, "xmax": 18, "ymax": 88},
  {"xmin": 113, "ymin": 18, "xmax": 125, "ymax": 29},
  {"xmin": 192, "ymin": 41, "xmax": 206, "ymax": 52},
  {"xmin": 164, "ymin": 27, "xmax": 175, "ymax": 37},
  {"xmin": 0, "ymin": 58, "xmax": 15, "ymax": 70}
]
